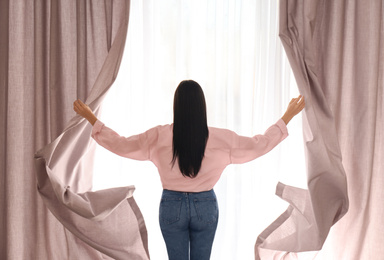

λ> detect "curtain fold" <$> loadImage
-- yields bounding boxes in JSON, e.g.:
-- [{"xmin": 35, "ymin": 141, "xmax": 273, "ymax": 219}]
[
  {"xmin": 34, "ymin": 0, "xmax": 150, "ymax": 259},
  {"xmin": 255, "ymin": 0, "xmax": 349, "ymax": 258},
  {"xmin": 256, "ymin": 0, "xmax": 384, "ymax": 259},
  {"xmin": 1, "ymin": 0, "xmax": 149, "ymax": 259}
]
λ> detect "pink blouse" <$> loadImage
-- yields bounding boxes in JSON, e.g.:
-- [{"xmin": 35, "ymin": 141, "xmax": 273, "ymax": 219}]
[{"xmin": 92, "ymin": 119, "xmax": 288, "ymax": 192}]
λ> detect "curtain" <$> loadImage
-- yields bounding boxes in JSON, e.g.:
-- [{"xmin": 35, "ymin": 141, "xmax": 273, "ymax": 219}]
[
  {"xmin": 255, "ymin": 0, "xmax": 383, "ymax": 259},
  {"xmin": 92, "ymin": 1, "xmax": 306, "ymax": 259},
  {"xmin": 1, "ymin": 0, "xmax": 148, "ymax": 259},
  {"xmin": 313, "ymin": 1, "xmax": 384, "ymax": 259},
  {"xmin": 255, "ymin": 0, "xmax": 349, "ymax": 258}
]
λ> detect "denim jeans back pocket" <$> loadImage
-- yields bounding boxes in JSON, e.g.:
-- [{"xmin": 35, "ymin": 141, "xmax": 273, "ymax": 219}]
[
  {"xmin": 159, "ymin": 197, "xmax": 183, "ymax": 225},
  {"xmin": 193, "ymin": 198, "xmax": 218, "ymax": 225}
]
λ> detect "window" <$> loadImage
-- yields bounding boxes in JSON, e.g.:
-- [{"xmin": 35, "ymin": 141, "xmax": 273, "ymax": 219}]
[{"xmin": 93, "ymin": 1, "xmax": 305, "ymax": 258}]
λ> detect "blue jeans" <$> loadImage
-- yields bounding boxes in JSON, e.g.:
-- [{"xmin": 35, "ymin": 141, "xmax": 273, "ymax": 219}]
[{"xmin": 159, "ymin": 189, "xmax": 219, "ymax": 260}]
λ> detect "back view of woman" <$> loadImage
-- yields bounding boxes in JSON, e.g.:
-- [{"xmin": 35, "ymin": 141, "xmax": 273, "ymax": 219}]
[{"xmin": 74, "ymin": 80, "xmax": 305, "ymax": 260}]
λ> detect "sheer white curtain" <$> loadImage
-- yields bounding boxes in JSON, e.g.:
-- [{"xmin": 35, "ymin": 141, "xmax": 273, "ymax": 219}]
[{"xmin": 93, "ymin": 0, "xmax": 305, "ymax": 259}]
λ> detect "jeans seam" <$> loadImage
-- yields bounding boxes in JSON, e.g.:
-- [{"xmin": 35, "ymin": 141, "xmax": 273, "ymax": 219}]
[{"xmin": 186, "ymin": 193, "xmax": 190, "ymax": 221}]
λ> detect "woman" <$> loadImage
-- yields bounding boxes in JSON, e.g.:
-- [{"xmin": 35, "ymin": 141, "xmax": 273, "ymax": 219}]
[{"xmin": 73, "ymin": 80, "xmax": 305, "ymax": 260}]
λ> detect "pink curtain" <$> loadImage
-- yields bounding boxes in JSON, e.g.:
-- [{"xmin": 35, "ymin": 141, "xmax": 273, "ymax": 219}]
[
  {"xmin": 1, "ymin": 0, "xmax": 148, "ymax": 259},
  {"xmin": 255, "ymin": 0, "xmax": 383, "ymax": 259}
]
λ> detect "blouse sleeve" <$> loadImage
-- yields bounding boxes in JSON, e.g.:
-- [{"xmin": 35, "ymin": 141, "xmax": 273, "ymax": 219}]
[
  {"xmin": 229, "ymin": 118, "xmax": 288, "ymax": 164},
  {"xmin": 91, "ymin": 120, "xmax": 158, "ymax": 161}
]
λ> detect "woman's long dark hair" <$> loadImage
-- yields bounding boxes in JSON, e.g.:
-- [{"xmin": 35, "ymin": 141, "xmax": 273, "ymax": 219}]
[{"xmin": 172, "ymin": 80, "xmax": 209, "ymax": 178}]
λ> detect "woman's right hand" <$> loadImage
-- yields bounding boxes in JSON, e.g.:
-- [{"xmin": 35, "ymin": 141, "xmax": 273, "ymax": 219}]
[{"xmin": 281, "ymin": 95, "xmax": 305, "ymax": 125}]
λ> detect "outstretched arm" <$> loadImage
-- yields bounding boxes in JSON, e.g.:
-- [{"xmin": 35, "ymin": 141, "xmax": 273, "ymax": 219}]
[
  {"xmin": 229, "ymin": 95, "xmax": 305, "ymax": 164},
  {"xmin": 73, "ymin": 99, "xmax": 98, "ymax": 125},
  {"xmin": 73, "ymin": 99, "xmax": 157, "ymax": 160},
  {"xmin": 281, "ymin": 95, "xmax": 305, "ymax": 125}
]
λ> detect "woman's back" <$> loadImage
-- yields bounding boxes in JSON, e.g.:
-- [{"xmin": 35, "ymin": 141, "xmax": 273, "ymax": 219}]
[{"xmin": 91, "ymin": 118, "xmax": 288, "ymax": 192}]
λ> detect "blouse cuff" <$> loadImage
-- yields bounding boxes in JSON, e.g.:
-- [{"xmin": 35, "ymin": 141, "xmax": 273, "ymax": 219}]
[
  {"xmin": 92, "ymin": 120, "xmax": 104, "ymax": 136},
  {"xmin": 276, "ymin": 118, "xmax": 289, "ymax": 136}
]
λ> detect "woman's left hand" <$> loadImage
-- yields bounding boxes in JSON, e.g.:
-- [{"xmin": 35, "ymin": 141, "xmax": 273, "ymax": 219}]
[
  {"xmin": 281, "ymin": 95, "xmax": 305, "ymax": 125},
  {"xmin": 73, "ymin": 99, "xmax": 97, "ymax": 125}
]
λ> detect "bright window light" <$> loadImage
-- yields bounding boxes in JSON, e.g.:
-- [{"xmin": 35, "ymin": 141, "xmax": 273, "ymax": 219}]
[{"xmin": 93, "ymin": 1, "xmax": 306, "ymax": 259}]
